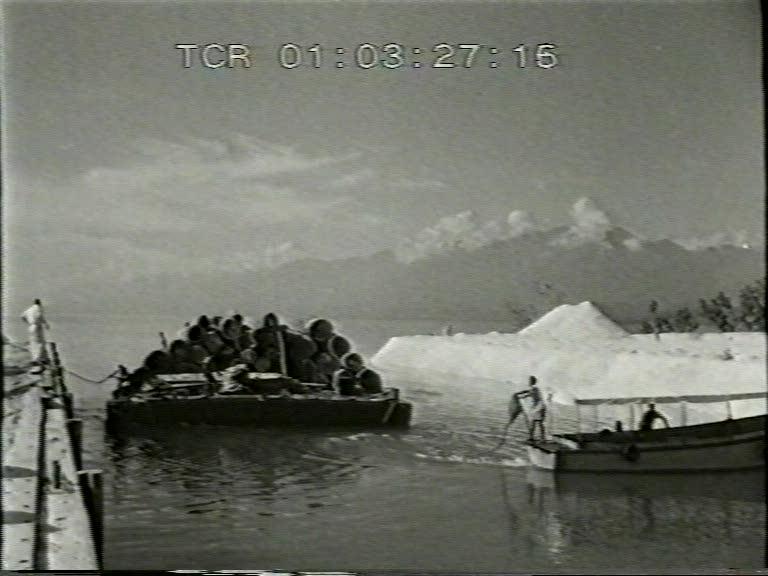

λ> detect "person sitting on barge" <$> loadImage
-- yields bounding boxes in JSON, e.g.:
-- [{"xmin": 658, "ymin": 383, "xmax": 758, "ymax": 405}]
[
  {"xmin": 113, "ymin": 365, "xmax": 145, "ymax": 398},
  {"xmin": 332, "ymin": 352, "xmax": 383, "ymax": 396},
  {"xmin": 168, "ymin": 339, "xmax": 203, "ymax": 373}
]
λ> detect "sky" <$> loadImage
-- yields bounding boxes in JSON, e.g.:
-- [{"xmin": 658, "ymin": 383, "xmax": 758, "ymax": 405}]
[{"xmin": 2, "ymin": 0, "xmax": 764, "ymax": 310}]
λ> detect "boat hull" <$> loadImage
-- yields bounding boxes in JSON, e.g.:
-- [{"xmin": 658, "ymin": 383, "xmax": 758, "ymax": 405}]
[
  {"xmin": 106, "ymin": 394, "xmax": 412, "ymax": 430},
  {"xmin": 527, "ymin": 415, "xmax": 766, "ymax": 473}
]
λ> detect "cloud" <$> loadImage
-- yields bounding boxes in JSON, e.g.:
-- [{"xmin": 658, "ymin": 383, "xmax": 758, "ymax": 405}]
[
  {"xmin": 75, "ymin": 135, "xmax": 358, "ymax": 234},
  {"xmin": 260, "ymin": 241, "xmax": 307, "ymax": 268},
  {"xmin": 393, "ymin": 197, "xmax": 662, "ymax": 263},
  {"xmin": 622, "ymin": 237, "xmax": 643, "ymax": 251},
  {"xmin": 83, "ymin": 135, "xmax": 352, "ymax": 190},
  {"xmin": 673, "ymin": 230, "xmax": 753, "ymax": 251},
  {"xmin": 226, "ymin": 241, "xmax": 308, "ymax": 271},
  {"xmin": 325, "ymin": 169, "xmax": 377, "ymax": 189},
  {"xmin": 39, "ymin": 134, "xmax": 382, "ymax": 254},
  {"xmin": 6, "ymin": 134, "xmax": 395, "ymax": 289},
  {"xmin": 395, "ymin": 208, "xmax": 539, "ymax": 263},
  {"xmin": 396, "ymin": 197, "xmax": 625, "ymax": 264},
  {"xmin": 5, "ymin": 228, "xmax": 192, "ymax": 284},
  {"xmin": 393, "ymin": 178, "xmax": 447, "ymax": 191},
  {"xmin": 507, "ymin": 210, "xmax": 536, "ymax": 237},
  {"xmin": 551, "ymin": 197, "xmax": 614, "ymax": 248}
]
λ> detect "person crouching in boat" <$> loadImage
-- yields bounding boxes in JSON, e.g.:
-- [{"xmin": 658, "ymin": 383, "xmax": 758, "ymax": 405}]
[
  {"xmin": 311, "ymin": 352, "xmax": 336, "ymax": 388},
  {"xmin": 113, "ymin": 366, "xmax": 147, "ymax": 399},
  {"xmin": 333, "ymin": 352, "xmax": 383, "ymax": 396}
]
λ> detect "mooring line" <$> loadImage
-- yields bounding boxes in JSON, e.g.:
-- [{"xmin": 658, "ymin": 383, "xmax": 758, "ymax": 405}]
[
  {"xmin": 6, "ymin": 338, "xmax": 119, "ymax": 384},
  {"xmin": 64, "ymin": 368, "xmax": 120, "ymax": 385}
]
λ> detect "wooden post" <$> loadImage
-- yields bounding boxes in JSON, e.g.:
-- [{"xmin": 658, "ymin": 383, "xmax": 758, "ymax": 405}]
[
  {"xmin": 276, "ymin": 329, "xmax": 287, "ymax": 376},
  {"xmin": 58, "ymin": 372, "xmax": 68, "ymax": 397},
  {"xmin": 77, "ymin": 469, "xmax": 104, "ymax": 569},
  {"xmin": 594, "ymin": 404, "xmax": 600, "ymax": 432},
  {"xmin": 50, "ymin": 342, "xmax": 61, "ymax": 367},
  {"xmin": 382, "ymin": 399, "xmax": 398, "ymax": 424},
  {"xmin": 49, "ymin": 342, "xmax": 69, "ymax": 397},
  {"xmin": 62, "ymin": 393, "xmax": 74, "ymax": 419},
  {"xmin": 680, "ymin": 401, "xmax": 688, "ymax": 427},
  {"xmin": 67, "ymin": 419, "xmax": 83, "ymax": 471},
  {"xmin": 159, "ymin": 332, "xmax": 168, "ymax": 350},
  {"xmin": 52, "ymin": 460, "xmax": 61, "ymax": 489},
  {"xmin": 629, "ymin": 403, "xmax": 636, "ymax": 431},
  {"xmin": 49, "ymin": 343, "xmax": 61, "ymax": 395},
  {"xmin": 726, "ymin": 400, "xmax": 733, "ymax": 420},
  {"xmin": 91, "ymin": 471, "xmax": 104, "ymax": 568},
  {"xmin": 547, "ymin": 392, "xmax": 555, "ymax": 438},
  {"xmin": 575, "ymin": 404, "xmax": 582, "ymax": 435}
]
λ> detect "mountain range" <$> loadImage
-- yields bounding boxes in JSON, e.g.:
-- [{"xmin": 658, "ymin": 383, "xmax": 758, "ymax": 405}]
[{"xmin": 46, "ymin": 225, "xmax": 764, "ymax": 328}]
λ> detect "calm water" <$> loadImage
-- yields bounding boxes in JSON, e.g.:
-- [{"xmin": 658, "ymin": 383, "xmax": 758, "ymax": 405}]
[{"xmin": 4, "ymin": 314, "xmax": 765, "ymax": 570}]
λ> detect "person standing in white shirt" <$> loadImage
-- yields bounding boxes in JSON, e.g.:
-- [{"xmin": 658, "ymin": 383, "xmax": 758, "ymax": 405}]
[
  {"xmin": 516, "ymin": 375, "xmax": 547, "ymax": 441},
  {"xmin": 21, "ymin": 298, "xmax": 50, "ymax": 364}
]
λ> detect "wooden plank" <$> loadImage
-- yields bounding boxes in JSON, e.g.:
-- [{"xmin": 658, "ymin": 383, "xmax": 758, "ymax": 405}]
[
  {"xmin": 39, "ymin": 406, "xmax": 98, "ymax": 570},
  {"xmin": 1, "ymin": 382, "xmax": 44, "ymax": 571}
]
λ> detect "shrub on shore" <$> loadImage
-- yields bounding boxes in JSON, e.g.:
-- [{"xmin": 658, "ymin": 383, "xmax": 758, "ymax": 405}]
[{"xmin": 642, "ymin": 278, "xmax": 765, "ymax": 334}]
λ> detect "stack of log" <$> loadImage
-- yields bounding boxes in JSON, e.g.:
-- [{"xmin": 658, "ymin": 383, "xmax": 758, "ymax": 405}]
[{"xmin": 124, "ymin": 313, "xmax": 361, "ymax": 390}]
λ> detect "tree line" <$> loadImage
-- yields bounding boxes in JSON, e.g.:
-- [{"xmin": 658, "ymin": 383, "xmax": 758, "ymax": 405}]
[{"xmin": 641, "ymin": 278, "xmax": 765, "ymax": 334}]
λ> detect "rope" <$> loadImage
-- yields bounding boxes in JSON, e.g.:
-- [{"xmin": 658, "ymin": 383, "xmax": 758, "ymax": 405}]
[
  {"xmin": 477, "ymin": 402, "xmax": 531, "ymax": 456},
  {"xmin": 477, "ymin": 419, "xmax": 516, "ymax": 455},
  {"xmin": 5, "ymin": 338, "xmax": 119, "ymax": 384},
  {"xmin": 4, "ymin": 340, "xmax": 30, "ymax": 353},
  {"xmin": 64, "ymin": 368, "xmax": 120, "ymax": 385}
]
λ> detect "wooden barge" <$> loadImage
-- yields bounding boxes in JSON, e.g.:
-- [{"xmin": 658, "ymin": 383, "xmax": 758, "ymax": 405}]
[{"xmin": 106, "ymin": 374, "xmax": 412, "ymax": 430}]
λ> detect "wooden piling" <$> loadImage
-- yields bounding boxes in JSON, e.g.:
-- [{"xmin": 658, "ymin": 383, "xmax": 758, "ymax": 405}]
[
  {"xmin": 49, "ymin": 343, "xmax": 62, "ymax": 392},
  {"xmin": 49, "ymin": 342, "xmax": 65, "ymax": 396},
  {"xmin": 62, "ymin": 393, "xmax": 74, "ymax": 419},
  {"xmin": 77, "ymin": 469, "xmax": 104, "ymax": 568},
  {"xmin": 91, "ymin": 470, "xmax": 104, "ymax": 567},
  {"xmin": 50, "ymin": 342, "xmax": 61, "ymax": 367},
  {"xmin": 66, "ymin": 418, "xmax": 84, "ymax": 471},
  {"xmin": 680, "ymin": 401, "xmax": 688, "ymax": 427},
  {"xmin": 52, "ymin": 460, "xmax": 62, "ymax": 489}
]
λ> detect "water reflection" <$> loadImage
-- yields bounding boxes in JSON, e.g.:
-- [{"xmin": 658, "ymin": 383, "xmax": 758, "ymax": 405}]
[
  {"xmin": 514, "ymin": 468, "xmax": 766, "ymax": 568},
  {"xmin": 548, "ymin": 468, "xmax": 766, "ymax": 503},
  {"xmin": 106, "ymin": 425, "xmax": 374, "ymax": 507}
]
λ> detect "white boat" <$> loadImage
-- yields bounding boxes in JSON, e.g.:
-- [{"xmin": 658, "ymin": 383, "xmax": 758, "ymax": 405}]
[{"xmin": 527, "ymin": 391, "xmax": 765, "ymax": 473}]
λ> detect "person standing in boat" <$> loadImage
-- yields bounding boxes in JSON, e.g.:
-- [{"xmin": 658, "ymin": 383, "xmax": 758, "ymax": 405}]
[
  {"xmin": 21, "ymin": 299, "xmax": 50, "ymax": 365},
  {"xmin": 253, "ymin": 313, "xmax": 290, "ymax": 374},
  {"xmin": 516, "ymin": 376, "xmax": 547, "ymax": 441},
  {"xmin": 639, "ymin": 403, "xmax": 670, "ymax": 431}
]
